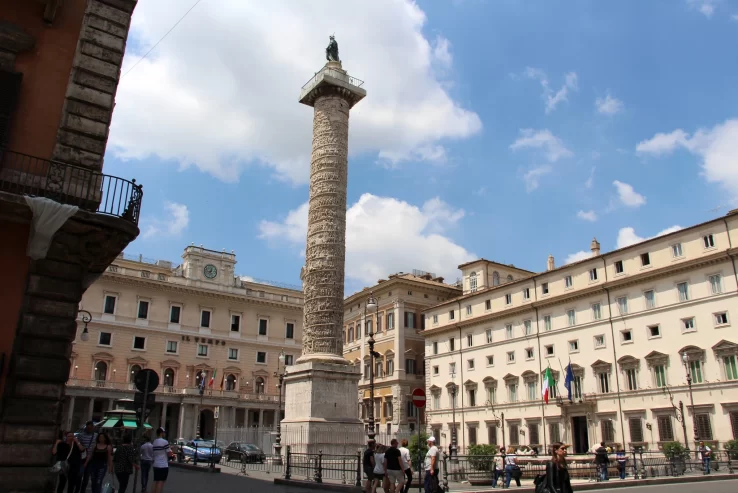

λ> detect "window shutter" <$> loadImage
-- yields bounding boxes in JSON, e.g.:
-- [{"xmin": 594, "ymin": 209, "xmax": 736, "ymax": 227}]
[
  {"xmin": 695, "ymin": 413, "xmax": 713, "ymax": 440},
  {"xmin": 420, "ymin": 314, "xmax": 425, "ymax": 330},
  {"xmin": 529, "ymin": 423, "xmax": 540, "ymax": 445},
  {"xmin": 488, "ymin": 425, "xmax": 497, "ymax": 445},
  {"xmin": 0, "ymin": 70, "xmax": 22, "ymax": 148},
  {"xmin": 657, "ymin": 416, "xmax": 674, "ymax": 442},
  {"xmin": 601, "ymin": 419, "xmax": 615, "ymax": 443},
  {"xmin": 413, "ymin": 312, "xmax": 418, "ymax": 329},
  {"xmin": 629, "ymin": 417, "xmax": 644, "ymax": 443},
  {"xmin": 549, "ymin": 423, "xmax": 560, "ymax": 443},
  {"xmin": 730, "ymin": 412, "xmax": 738, "ymax": 440}
]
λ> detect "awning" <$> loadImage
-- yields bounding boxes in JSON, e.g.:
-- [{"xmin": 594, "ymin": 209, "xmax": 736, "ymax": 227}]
[
  {"xmin": 144, "ymin": 423, "xmax": 153, "ymax": 429},
  {"xmin": 122, "ymin": 420, "xmax": 138, "ymax": 428},
  {"xmin": 101, "ymin": 420, "xmax": 119, "ymax": 428}
]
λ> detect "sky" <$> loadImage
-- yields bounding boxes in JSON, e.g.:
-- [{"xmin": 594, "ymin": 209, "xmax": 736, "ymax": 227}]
[{"xmin": 105, "ymin": 0, "xmax": 738, "ymax": 295}]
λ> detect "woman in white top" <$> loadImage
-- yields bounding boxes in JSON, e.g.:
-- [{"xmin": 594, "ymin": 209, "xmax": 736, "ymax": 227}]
[
  {"xmin": 399, "ymin": 439, "xmax": 412, "ymax": 493},
  {"xmin": 372, "ymin": 445, "xmax": 387, "ymax": 493},
  {"xmin": 504, "ymin": 446, "xmax": 521, "ymax": 488}
]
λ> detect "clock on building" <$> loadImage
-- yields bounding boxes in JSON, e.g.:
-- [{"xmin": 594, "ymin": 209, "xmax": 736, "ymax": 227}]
[{"xmin": 204, "ymin": 264, "xmax": 218, "ymax": 279}]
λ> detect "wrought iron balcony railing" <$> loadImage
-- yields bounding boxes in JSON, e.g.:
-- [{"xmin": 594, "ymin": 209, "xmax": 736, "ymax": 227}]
[{"xmin": 0, "ymin": 149, "xmax": 143, "ymax": 225}]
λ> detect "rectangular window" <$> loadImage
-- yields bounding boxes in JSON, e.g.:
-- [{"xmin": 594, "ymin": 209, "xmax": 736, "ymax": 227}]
[
  {"xmin": 598, "ymin": 372, "xmax": 610, "ymax": 393},
  {"xmin": 505, "ymin": 294, "xmax": 512, "ymax": 305},
  {"xmin": 715, "ymin": 312, "xmax": 729, "ymax": 325},
  {"xmin": 709, "ymin": 274, "xmax": 722, "ymax": 294},
  {"xmin": 466, "ymin": 305, "xmax": 472, "ymax": 316},
  {"xmin": 542, "ymin": 283, "xmax": 549, "ymax": 295},
  {"xmin": 376, "ymin": 315, "xmax": 383, "ymax": 333},
  {"xmin": 99, "ymin": 332, "xmax": 112, "ymax": 346},
  {"xmin": 549, "ymin": 423, "xmax": 561, "ymax": 443},
  {"xmin": 640, "ymin": 253, "xmax": 651, "ymax": 266},
  {"xmin": 644, "ymin": 290, "xmax": 655, "ymax": 309},
  {"xmin": 487, "ymin": 386, "xmax": 497, "ymax": 404},
  {"xmin": 565, "ymin": 276, "xmax": 573, "ymax": 288},
  {"xmin": 485, "ymin": 300, "xmax": 491, "ymax": 310},
  {"xmin": 657, "ymin": 415, "xmax": 674, "ymax": 441},
  {"xmin": 545, "ymin": 345, "xmax": 554, "ymax": 357},
  {"xmin": 488, "ymin": 425, "xmax": 498, "ymax": 445},
  {"xmin": 569, "ymin": 340, "xmax": 579, "ymax": 353},
  {"xmin": 367, "ymin": 319, "xmax": 374, "ymax": 335},
  {"xmin": 448, "ymin": 310, "xmax": 455, "ymax": 321},
  {"xmin": 690, "ymin": 360, "xmax": 703, "ymax": 384},
  {"xmin": 509, "ymin": 423, "xmax": 519, "ymax": 445},
  {"xmin": 231, "ymin": 315, "xmax": 241, "ymax": 332},
  {"xmin": 590, "ymin": 268, "xmax": 598, "ymax": 281},
  {"xmin": 617, "ymin": 297, "xmax": 628, "ymax": 315},
  {"xmin": 654, "ymin": 365, "xmax": 667, "ymax": 388},
  {"xmin": 524, "ymin": 320, "xmax": 532, "ymax": 335},
  {"xmin": 525, "ymin": 348, "xmax": 534, "ymax": 360},
  {"xmin": 672, "ymin": 243, "xmax": 683, "ymax": 257},
  {"xmin": 648, "ymin": 325, "xmax": 661, "ymax": 338},
  {"xmin": 432, "ymin": 341, "xmax": 438, "ymax": 355},
  {"xmin": 133, "ymin": 336, "xmax": 146, "ymax": 350},
  {"xmin": 387, "ymin": 312, "xmax": 394, "ymax": 329},
  {"xmin": 228, "ymin": 348, "xmax": 238, "ymax": 360},
  {"xmin": 592, "ymin": 303, "xmax": 602, "ymax": 320},
  {"xmin": 467, "ymin": 334, "xmax": 473, "ymax": 347},
  {"xmin": 695, "ymin": 413, "xmax": 713, "ymax": 441},
  {"xmin": 677, "ymin": 282, "xmax": 689, "ymax": 302},
  {"xmin": 507, "ymin": 351, "xmax": 515, "ymax": 363},
  {"xmin": 629, "ymin": 417, "xmax": 644, "ymax": 443},
  {"xmin": 523, "ymin": 288, "xmax": 530, "ymax": 300},
  {"xmin": 615, "ymin": 260, "xmax": 624, "ymax": 274},
  {"xmin": 704, "ymin": 234, "xmax": 715, "ymax": 248},
  {"xmin": 137, "ymin": 300, "xmax": 149, "ymax": 319},
  {"xmin": 256, "ymin": 351, "xmax": 267, "ymax": 364},
  {"xmin": 601, "ymin": 419, "xmax": 615, "ymax": 443},
  {"xmin": 544, "ymin": 315, "xmax": 552, "ymax": 331},
  {"xmin": 166, "ymin": 340, "xmax": 178, "ymax": 353},
  {"xmin": 724, "ymin": 355, "xmax": 738, "ymax": 380},
  {"xmin": 622, "ymin": 330, "xmax": 633, "ymax": 343},
  {"xmin": 449, "ymin": 338, "xmax": 455, "ymax": 351},
  {"xmin": 169, "ymin": 305, "xmax": 181, "ymax": 324},
  {"xmin": 197, "ymin": 344, "xmax": 208, "ymax": 356},
  {"xmin": 595, "ymin": 335, "xmax": 606, "ymax": 348},
  {"xmin": 286, "ymin": 322, "xmax": 295, "ymax": 339},
  {"xmin": 625, "ymin": 368, "xmax": 637, "ymax": 390},
  {"xmin": 200, "ymin": 310, "xmax": 211, "ymax": 328},
  {"xmin": 731, "ymin": 412, "xmax": 738, "ymax": 439},
  {"xmin": 509, "ymin": 384, "xmax": 518, "ymax": 403},
  {"xmin": 683, "ymin": 317, "xmax": 696, "ymax": 332},
  {"xmin": 449, "ymin": 362, "xmax": 456, "ymax": 375},
  {"xmin": 258, "ymin": 319, "xmax": 268, "ymax": 335},
  {"xmin": 485, "ymin": 329, "xmax": 493, "ymax": 344},
  {"xmin": 386, "ymin": 359, "xmax": 394, "ymax": 375},
  {"xmin": 468, "ymin": 426, "xmax": 477, "ymax": 444},
  {"xmin": 406, "ymin": 359, "xmax": 417, "ymax": 374},
  {"xmin": 506, "ymin": 324, "xmax": 513, "ymax": 339},
  {"xmin": 567, "ymin": 309, "xmax": 576, "ymax": 326},
  {"xmin": 433, "ymin": 314, "xmax": 438, "ymax": 324},
  {"xmin": 104, "ymin": 295, "xmax": 116, "ymax": 315},
  {"xmin": 573, "ymin": 376, "xmax": 583, "ymax": 399},
  {"xmin": 527, "ymin": 382, "xmax": 536, "ymax": 401},
  {"xmin": 487, "ymin": 355, "xmax": 494, "ymax": 366},
  {"xmin": 405, "ymin": 312, "xmax": 416, "ymax": 328},
  {"xmin": 468, "ymin": 389, "xmax": 476, "ymax": 407},
  {"xmin": 467, "ymin": 359, "xmax": 474, "ymax": 370},
  {"xmin": 433, "ymin": 394, "xmax": 441, "ymax": 409},
  {"xmin": 432, "ymin": 366, "xmax": 439, "ymax": 375}
]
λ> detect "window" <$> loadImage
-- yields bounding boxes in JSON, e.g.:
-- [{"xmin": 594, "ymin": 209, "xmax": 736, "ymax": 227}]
[
  {"xmin": 488, "ymin": 425, "xmax": 498, "ymax": 445},
  {"xmin": 258, "ymin": 319, "xmax": 268, "ymax": 335},
  {"xmin": 469, "ymin": 272, "xmax": 478, "ymax": 292},
  {"xmin": 644, "ymin": 290, "xmax": 655, "ymax": 309},
  {"xmin": 432, "ymin": 314, "xmax": 438, "ymax": 324},
  {"xmin": 507, "ymin": 351, "xmax": 515, "ymax": 363},
  {"xmin": 197, "ymin": 344, "xmax": 208, "ymax": 357},
  {"xmin": 654, "ymin": 365, "xmax": 667, "ymax": 388},
  {"xmin": 286, "ymin": 322, "xmax": 295, "ymax": 339},
  {"xmin": 448, "ymin": 310, "xmax": 455, "ymax": 320},
  {"xmin": 715, "ymin": 312, "xmax": 729, "ymax": 326},
  {"xmin": 449, "ymin": 362, "xmax": 456, "ymax": 375},
  {"xmin": 527, "ymin": 382, "xmax": 537, "ymax": 401},
  {"xmin": 200, "ymin": 310, "xmax": 211, "ymax": 328},
  {"xmin": 594, "ymin": 335, "xmax": 606, "ymax": 348},
  {"xmin": 449, "ymin": 338, "xmax": 455, "ymax": 351},
  {"xmin": 231, "ymin": 314, "xmax": 241, "ymax": 332},
  {"xmin": 523, "ymin": 288, "xmax": 530, "ymax": 300},
  {"xmin": 598, "ymin": 372, "xmax": 610, "ymax": 393},
  {"xmin": 621, "ymin": 330, "xmax": 633, "ymax": 343},
  {"xmin": 704, "ymin": 234, "xmax": 715, "ymax": 249},
  {"xmin": 695, "ymin": 413, "xmax": 713, "ymax": 440},
  {"xmin": 485, "ymin": 300, "xmax": 491, "ymax": 310},
  {"xmin": 406, "ymin": 359, "xmax": 417, "ymax": 374},
  {"xmin": 509, "ymin": 423, "xmax": 519, "ymax": 445},
  {"xmin": 617, "ymin": 297, "xmax": 628, "ymax": 315},
  {"xmin": 640, "ymin": 253, "xmax": 651, "ymax": 266},
  {"xmin": 689, "ymin": 360, "xmax": 703, "ymax": 383},
  {"xmin": 387, "ymin": 312, "xmax": 394, "ymax": 329},
  {"xmin": 487, "ymin": 386, "xmax": 497, "ymax": 404},
  {"xmin": 567, "ymin": 309, "xmax": 576, "ymax": 327},
  {"xmin": 615, "ymin": 260, "xmax": 624, "ymax": 274},
  {"xmin": 519, "ymin": 320, "xmax": 530, "ymax": 336},
  {"xmin": 448, "ymin": 389, "xmax": 457, "ymax": 408},
  {"xmin": 433, "ymin": 394, "xmax": 441, "ymax": 409},
  {"xmin": 709, "ymin": 274, "xmax": 722, "ymax": 294},
  {"xmin": 166, "ymin": 341, "xmax": 178, "ymax": 354},
  {"xmin": 432, "ymin": 366, "xmax": 439, "ymax": 375},
  {"xmin": 485, "ymin": 329, "xmax": 493, "ymax": 344},
  {"xmin": 228, "ymin": 348, "xmax": 238, "ymax": 360},
  {"xmin": 432, "ymin": 341, "xmax": 438, "ymax": 355},
  {"xmin": 542, "ymin": 283, "xmax": 549, "ymax": 295},
  {"xmin": 508, "ymin": 384, "xmax": 518, "ymax": 403},
  {"xmin": 590, "ymin": 269, "xmax": 598, "ymax": 281},
  {"xmin": 386, "ymin": 359, "xmax": 394, "ymax": 375},
  {"xmin": 724, "ymin": 355, "xmax": 738, "ymax": 380},
  {"xmin": 549, "ymin": 423, "xmax": 561, "ymax": 443},
  {"xmin": 569, "ymin": 340, "xmax": 579, "ymax": 353},
  {"xmin": 625, "ymin": 368, "xmax": 637, "ymax": 391},
  {"xmin": 103, "ymin": 295, "xmax": 116, "ymax": 315},
  {"xmin": 133, "ymin": 336, "xmax": 146, "ymax": 350},
  {"xmin": 629, "ymin": 417, "xmax": 644, "ymax": 443},
  {"xmin": 592, "ymin": 303, "xmax": 601, "ymax": 320},
  {"xmin": 486, "ymin": 356, "xmax": 494, "ymax": 366},
  {"xmin": 525, "ymin": 348, "xmax": 534, "ymax": 360},
  {"xmin": 506, "ymin": 324, "xmax": 513, "ymax": 339},
  {"xmin": 601, "ymin": 420, "xmax": 615, "ymax": 443},
  {"xmin": 682, "ymin": 318, "xmax": 695, "ymax": 332},
  {"xmin": 564, "ymin": 276, "xmax": 573, "ymax": 288},
  {"xmin": 677, "ymin": 282, "xmax": 689, "ymax": 302},
  {"xmin": 505, "ymin": 294, "xmax": 512, "ymax": 305},
  {"xmin": 544, "ymin": 315, "xmax": 552, "ymax": 331},
  {"xmin": 256, "ymin": 351, "xmax": 267, "ymax": 364},
  {"xmin": 573, "ymin": 376, "xmax": 583, "ymax": 400},
  {"xmin": 731, "ymin": 412, "xmax": 738, "ymax": 439},
  {"xmin": 468, "ymin": 389, "xmax": 476, "ymax": 407},
  {"xmin": 648, "ymin": 325, "xmax": 661, "ymax": 338},
  {"xmin": 169, "ymin": 305, "xmax": 181, "ymax": 324},
  {"xmin": 672, "ymin": 243, "xmax": 683, "ymax": 257},
  {"xmin": 545, "ymin": 345, "xmax": 554, "ymax": 357},
  {"xmin": 137, "ymin": 300, "xmax": 149, "ymax": 319},
  {"xmin": 464, "ymin": 334, "xmax": 472, "ymax": 348},
  {"xmin": 404, "ymin": 312, "xmax": 416, "ymax": 329},
  {"xmin": 657, "ymin": 415, "xmax": 674, "ymax": 441},
  {"xmin": 466, "ymin": 305, "xmax": 472, "ymax": 316},
  {"xmin": 98, "ymin": 332, "xmax": 112, "ymax": 346}
]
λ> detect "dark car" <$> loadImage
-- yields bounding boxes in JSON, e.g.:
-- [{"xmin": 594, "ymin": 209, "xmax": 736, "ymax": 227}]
[{"xmin": 225, "ymin": 442, "xmax": 266, "ymax": 463}]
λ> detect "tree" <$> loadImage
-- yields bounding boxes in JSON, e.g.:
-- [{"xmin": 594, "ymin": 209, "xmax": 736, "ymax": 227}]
[
  {"xmin": 409, "ymin": 432, "xmax": 430, "ymax": 470},
  {"xmin": 467, "ymin": 444, "xmax": 498, "ymax": 472}
]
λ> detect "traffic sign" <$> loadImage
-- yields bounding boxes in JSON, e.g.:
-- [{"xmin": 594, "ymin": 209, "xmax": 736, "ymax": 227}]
[
  {"xmin": 214, "ymin": 406, "xmax": 220, "ymax": 419},
  {"xmin": 412, "ymin": 388, "xmax": 426, "ymax": 408},
  {"xmin": 134, "ymin": 369, "xmax": 160, "ymax": 393}
]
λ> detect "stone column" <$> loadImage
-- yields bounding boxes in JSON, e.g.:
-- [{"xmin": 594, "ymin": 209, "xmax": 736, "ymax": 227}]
[
  {"xmin": 66, "ymin": 396, "xmax": 76, "ymax": 430},
  {"xmin": 393, "ymin": 300, "xmax": 405, "ymax": 378},
  {"xmin": 161, "ymin": 402, "xmax": 168, "ymax": 430},
  {"xmin": 87, "ymin": 398, "xmax": 95, "ymax": 421},
  {"xmin": 258, "ymin": 409, "xmax": 264, "ymax": 427},
  {"xmin": 193, "ymin": 404, "xmax": 200, "ymax": 438},
  {"xmin": 107, "ymin": 399, "xmax": 114, "ymax": 411},
  {"xmin": 177, "ymin": 403, "xmax": 185, "ymax": 440}
]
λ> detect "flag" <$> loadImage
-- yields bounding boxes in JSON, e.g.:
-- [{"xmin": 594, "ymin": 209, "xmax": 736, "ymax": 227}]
[
  {"xmin": 564, "ymin": 361, "xmax": 575, "ymax": 402},
  {"xmin": 542, "ymin": 367, "xmax": 555, "ymax": 404},
  {"xmin": 219, "ymin": 372, "xmax": 225, "ymax": 391},
  {"xmin": 209, "ymin": 368, "xmax": 217, "ymax": 388}
]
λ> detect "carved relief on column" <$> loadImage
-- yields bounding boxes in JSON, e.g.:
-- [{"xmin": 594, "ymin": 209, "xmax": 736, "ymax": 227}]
[{"xmin": 392, "ymin": 385, "xmax": 403, "ymax": 426}]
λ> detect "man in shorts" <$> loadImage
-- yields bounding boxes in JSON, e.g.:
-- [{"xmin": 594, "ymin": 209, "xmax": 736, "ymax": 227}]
[
  {"xmin": 151, "ymin": 427, "xmax": 170, "ymax": 493},
  {"xmin": 384, "ymin": 439, "xmax": 406, "ymax": 493},
  {"xmin": 363, "ymin": 439, "xmax": 376, "ymax": 493}
]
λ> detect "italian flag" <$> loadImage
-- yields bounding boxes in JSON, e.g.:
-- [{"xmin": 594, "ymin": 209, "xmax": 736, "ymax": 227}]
[
  {"xmin": 542, "ymin": 367, "xmax": 555, "ymax": 404},
  {"xmin": 209, "ymin": 369, "xmax": 217, "ymax": 388}
]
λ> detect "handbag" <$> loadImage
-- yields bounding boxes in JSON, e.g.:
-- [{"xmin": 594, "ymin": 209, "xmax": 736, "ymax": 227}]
[
  {"xmin": 50, "ymin": 444, "xmax": 73, "ymax": 475},
  {"xmin": 101, "ymin": 473, "xmax": 116, "ymax": 493}
]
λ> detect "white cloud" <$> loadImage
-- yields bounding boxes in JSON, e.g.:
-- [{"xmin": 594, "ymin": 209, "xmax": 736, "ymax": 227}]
[
  {"xmin": 109, "ymin": 1, "xmax": 481, "ymax": 185},
  {"xmin": 688, "ymin": 0, "xmax": 716, "ymax": 17},
  {"xmin": 142, "ymin": 202, "xmax": 190, "ymax": 239},
  {"xmin": 565, "ymin": 250, "xmax": 592, "ymax": 265},
  {"xmin": 510, "ymin": 129, "xmax": 573, "ymax": 162},
  {"xmin": 616, "ymin": 225, "xmax": 683, "ymax": 249},
  {"xmin": 474, "ymin": 186, "xmax": 487, "ymax": 196},
  {"xmin": 636, "ymin": 119, "xmax": 738, "ymax": 197},
  {"xmin": 577, "ymin": 210, "xmax": 598, "ymax": 222},
  {"xmin": 585, "ymin": 166, "xmax": 595, "ymax": 189},
  {"xmin": 595, "ymin": 93, "xmax": 624, "ymax": 115},
  {"xmin": 613, "ymin": 180, "xmax": 646, "ymax": 207},
  {"xmin": 259, "ymin": 193, "xmax": 475, "ymax": 286},
  {"xmin": 522, "ymin": 68, "xmax": 578, "ymax": 113},
  {"xmin": 732, "ymin": 14, "xmax": 738, "ymax": 21},
  {"xmin": 522, "ymin": 165, "xmax": 553, "ymax": 192}
]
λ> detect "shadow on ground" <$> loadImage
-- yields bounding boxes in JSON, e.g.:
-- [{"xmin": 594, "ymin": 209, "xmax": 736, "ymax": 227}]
[{"xmin": 167, "ymin": 466, "xmax": 328, "ymax": 493}]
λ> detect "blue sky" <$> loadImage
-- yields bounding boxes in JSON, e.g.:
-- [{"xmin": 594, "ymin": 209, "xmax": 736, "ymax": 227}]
[{"xmin": 105, "ymin": 0, "xmax": 738, "ymax": 294}]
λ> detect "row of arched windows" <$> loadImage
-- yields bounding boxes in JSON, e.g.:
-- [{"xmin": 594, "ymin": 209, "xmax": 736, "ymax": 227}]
[{"xmin": 91, "ymin": 362, "xmax": 249, "ymax": 392}]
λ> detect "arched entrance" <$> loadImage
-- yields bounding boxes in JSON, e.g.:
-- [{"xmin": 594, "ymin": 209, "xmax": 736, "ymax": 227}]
[{"xmin": 198, "ymin": 409, "xmax": 215, "ymax": 439}]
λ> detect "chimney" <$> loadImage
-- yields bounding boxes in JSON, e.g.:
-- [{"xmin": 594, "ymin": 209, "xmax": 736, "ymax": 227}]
[
  {"xmin": 591, "ymin": 237, "xmax": 601, "ymax": 256},
  {"xmin": 547, "ymin": 254, "xmax": 555, "ymax": 271}
]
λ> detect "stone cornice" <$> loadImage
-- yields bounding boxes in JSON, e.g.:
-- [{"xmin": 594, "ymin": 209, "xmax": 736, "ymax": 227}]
[{"xmin": 344, "ymin": 277, "xmax": 459, "ymax": 305}]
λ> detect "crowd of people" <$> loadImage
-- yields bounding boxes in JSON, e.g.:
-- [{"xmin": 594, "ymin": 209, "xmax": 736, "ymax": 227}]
[{"xmin": 51, "ymin": 423, "xmax": 171, "ymax": 493}]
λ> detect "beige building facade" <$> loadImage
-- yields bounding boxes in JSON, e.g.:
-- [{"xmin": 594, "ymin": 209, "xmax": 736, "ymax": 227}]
[
  {"xmin": 423, "ymin": 211, "xmax": 738, "ymax": 454},
  {"xmin": 68, "ymin": 245, "xmax": 303, "ymax": 439},
  {"xmin": 342, "ymin": 272, "xmax": 460, "ymax": 435}
]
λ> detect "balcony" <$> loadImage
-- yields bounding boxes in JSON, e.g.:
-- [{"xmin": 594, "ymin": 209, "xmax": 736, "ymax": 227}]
[{"xmin": 0, "ymin": 149, "xmax": 143, "ymax": 225}]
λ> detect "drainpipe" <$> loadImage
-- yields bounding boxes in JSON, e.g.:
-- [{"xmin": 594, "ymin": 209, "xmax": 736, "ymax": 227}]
[
  {"xmin": 532, "ymin": 278, "xmax": 547, "ymax": 451},
  {"xmin": 602, "ymin": 256, "xmax": 627, "ymax": 448},
  {"xmin": 722, "ymin": 217, "xmax": 738, "ymax": 287}
]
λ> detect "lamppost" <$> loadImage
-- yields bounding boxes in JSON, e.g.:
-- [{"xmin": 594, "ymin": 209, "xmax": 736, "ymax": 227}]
[
  {"xmin": 662, "ymin": 385, "xmax": 688, "ymax": 449},
  {"xmin": 682, "ymin": 353, "xmax": 699, "ymax": 454},
  {"xmin": 449, "ymin": 371, "xmax": 458, "ymax": 463},
  {"xmin": 366, "ymin": 293, "xmax": 380, "ymax": 440},
  {"xmin": 273, "ymin": 350, "xmax": 286, "ymax": 465},
  {"xmin": 78, "ymin": 309, "xmax": 92, "ymax": 341}
]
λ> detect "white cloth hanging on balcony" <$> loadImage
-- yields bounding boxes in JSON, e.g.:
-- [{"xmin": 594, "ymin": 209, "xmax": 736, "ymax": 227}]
[{"xmin": 24, "ymin": 196, "xmax": 79, "ymax": 260}]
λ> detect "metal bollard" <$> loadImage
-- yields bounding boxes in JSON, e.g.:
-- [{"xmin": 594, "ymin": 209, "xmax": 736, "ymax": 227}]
[
  {"xmin": 284, "ymin": 446, "xmax": 292, "ymax": 480},
  {"xmin": 356, "ymin": 450, "xmax": 362, "ymax": 487},
  {"xmin": 442, "ymin": 448, "xmax": 450, "ymax": 492},
  {"xmin": 314, "ymin": 450, "xmax": 323, "ymax": 483}
]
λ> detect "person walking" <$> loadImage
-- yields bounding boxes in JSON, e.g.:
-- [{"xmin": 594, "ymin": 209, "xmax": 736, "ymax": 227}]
[
  {"xmin": 52, "ymin": 431, "xmax": 85, "ymax": 493},
  {"xmin": 616, "ymin": 450, "xmax": 627, "ymax": 480},
  {"xmin": 491, "ymin": 450, "xmax": 504, "ymax": 488},
  {"xmin": 151, "ymin": 428, "xmax": 171, "ymax": 493},
  {"xmin": 540, "ymin": 442, "xmax": 573, "ymax": 493},
  {"xmin": 372, "ymin": 444, "xmax": 386, "ymax": 493},
  {"xmin": 113, "ymin": 434, "xmax": 139, "ymax": 493},
  {"xmin": 423, "ymin": 437, "xmax": 439, "ymax": 493},
  {"xmin": 83, "ymin": 433, "xmax": 112, "ymax": 493},
  {"xmin": 76, "ymin": 421, "xmax": 98, "ymax": 493},
  {"xmin": 594, "ymin": 442, "xmax": 609, "ymax": 481},
  {"xmin": 140, "ymin": 433, "xmax": 154, "ymax": 493},
  {"xmin": 363, "ymin": 439, "xmax": 376, "ymax": 493},
  {"xmin": 504, "ymin": 446, "xmax": 521, "ymax": 488},
  {"xmin": 384, "ymin": 439, "xmax": 406, "ymax": 493},
  {"xmin": 399, "ymin": 439, "xmax": 413, "ymax": 493},
  {"xmin": 699, "ymin": 441, "xmax": 712, "ymax": 474}
]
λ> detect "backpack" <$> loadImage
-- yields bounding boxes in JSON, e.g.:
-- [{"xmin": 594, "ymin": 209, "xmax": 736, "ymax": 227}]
[{"xmin": 534, "ymin": 474, "xmax": 553, "ymax": 493}]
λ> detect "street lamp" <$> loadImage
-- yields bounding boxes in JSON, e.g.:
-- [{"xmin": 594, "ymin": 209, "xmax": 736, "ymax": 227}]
[
  {"xmin": 273, "ymin": 349, "xmax": 286, "ymax": 465},
  {"xmin": 366, "ymin": 293, "xmax": 380, "ymax": 440},
  {"xmin": 682, "ymin": 353, "xmax": 699, "ymax": 453},
  {"xmin": 78, "ymin": 309, "xmax": 92, "ymax": 341},
  {"xmin": 449, "ymin": 371, "xmax": 458, "ymax": 463}
]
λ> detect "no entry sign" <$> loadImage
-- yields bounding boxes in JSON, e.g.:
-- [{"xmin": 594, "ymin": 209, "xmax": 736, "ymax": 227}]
[{"xmin": 412, "ymin": 388, "xmax": 426, "ymax": 408}]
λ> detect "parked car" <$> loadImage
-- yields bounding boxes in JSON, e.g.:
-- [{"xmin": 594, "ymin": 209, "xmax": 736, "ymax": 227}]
[
  {"xmin": 180, "ymin": 440, "xmax": 223, "ymax": 463},
  {"xmin": 224, "ymin": 442, "xmax": 266, "ymax": 463}
]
